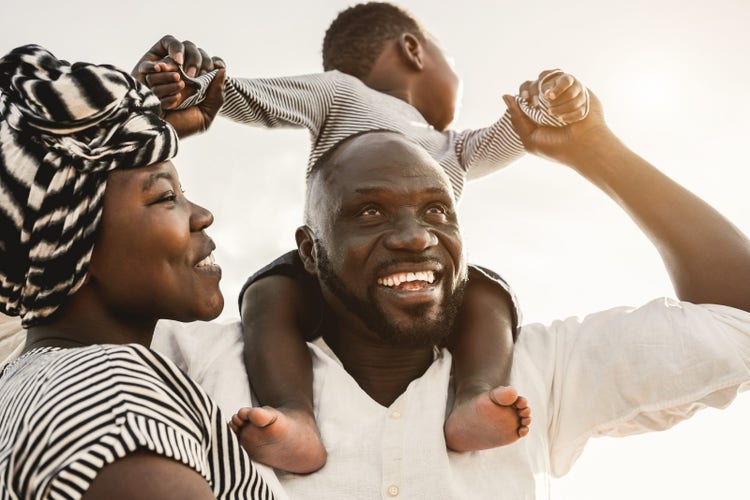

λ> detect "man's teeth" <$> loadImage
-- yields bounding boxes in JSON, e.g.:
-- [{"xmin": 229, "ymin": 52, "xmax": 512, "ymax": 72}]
[
  {"xmin": 196, "ymin": 253, "xmax": 216, "ymax": 267},
  {"xmin": 377, "ymin": 270, "xmax": 435, "ymax": 287}
]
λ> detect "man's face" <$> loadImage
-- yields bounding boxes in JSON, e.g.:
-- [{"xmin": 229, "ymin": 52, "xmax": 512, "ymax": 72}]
[{"xmin": 306, "ymin": 133, "xmax": 467, "ymax": 347}]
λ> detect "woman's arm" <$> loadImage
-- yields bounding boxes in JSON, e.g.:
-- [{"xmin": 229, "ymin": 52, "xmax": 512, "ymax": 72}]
[{"xmin": 82, "ymin": 452, "xmax": 216, "ymax": 500}]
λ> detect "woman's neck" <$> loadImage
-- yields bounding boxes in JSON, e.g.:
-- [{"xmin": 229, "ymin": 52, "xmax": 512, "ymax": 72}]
[{"xmin": 26, "ymin": 284, "xmax": 156, "ymax": 349}]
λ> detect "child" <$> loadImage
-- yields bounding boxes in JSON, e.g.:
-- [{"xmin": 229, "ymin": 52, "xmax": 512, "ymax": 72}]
[{"xmin": 141, "ymin": 2, "xmax": 588, "ymax": 474}]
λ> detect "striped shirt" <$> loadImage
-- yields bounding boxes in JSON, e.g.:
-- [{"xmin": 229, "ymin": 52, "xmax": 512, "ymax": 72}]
[
  {"xmin": 185, "ymin": 70, "xmax": 565, "ymax": 200},
  {"xmin": 0, "ymin": 344, "xmax": 274, "ymax": 500}
]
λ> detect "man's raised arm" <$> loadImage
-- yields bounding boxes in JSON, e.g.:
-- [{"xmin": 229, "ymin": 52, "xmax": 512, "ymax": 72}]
[{"xmin": 504, "ymin": 92, "xmax": 750, "ymax": 312}]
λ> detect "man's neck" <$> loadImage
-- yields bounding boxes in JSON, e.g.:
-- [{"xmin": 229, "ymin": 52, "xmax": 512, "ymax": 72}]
[{"xmin": 323, "ymin": 320, "xmax": 435, "ymax": 407}]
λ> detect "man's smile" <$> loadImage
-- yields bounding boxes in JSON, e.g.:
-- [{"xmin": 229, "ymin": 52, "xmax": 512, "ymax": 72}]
[
  {"xmin": 373, "ymin": 264, "xmax": 445, "ymax": 306},
  {"xmin": 377, "ymin": 270, "xmax": 436, "ymax": 288}
]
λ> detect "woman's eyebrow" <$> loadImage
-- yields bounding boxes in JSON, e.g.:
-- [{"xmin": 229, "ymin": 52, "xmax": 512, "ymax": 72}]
[{"xmin": 141, "ymin": 172, "xmax": 175, "ymax": 192}]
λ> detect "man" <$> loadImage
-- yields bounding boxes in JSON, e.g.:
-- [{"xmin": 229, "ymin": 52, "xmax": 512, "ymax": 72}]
[{"xmin": 152, "ymin": 89, "xmax": 750, "ymax": 498}]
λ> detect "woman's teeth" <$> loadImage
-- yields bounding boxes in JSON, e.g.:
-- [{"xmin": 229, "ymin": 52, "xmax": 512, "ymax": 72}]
[{"xmin": 196, "ymin": 253, "xmax": 216, "ymax": 267}]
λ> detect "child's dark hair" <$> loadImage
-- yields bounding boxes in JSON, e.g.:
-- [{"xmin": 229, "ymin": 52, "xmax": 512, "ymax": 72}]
[{"xmin": 322, "ymin": 2, "xmax": 425, "ymax": 79}]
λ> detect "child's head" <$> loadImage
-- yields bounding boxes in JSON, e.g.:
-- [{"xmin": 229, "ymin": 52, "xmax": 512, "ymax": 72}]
[
  {"xmin": 323, "ymin": 2, "xmax": 460, "ymax": 131},
  {"xmin": 323, "ymin": 2, "xmax": 423, "ymax": 79}
]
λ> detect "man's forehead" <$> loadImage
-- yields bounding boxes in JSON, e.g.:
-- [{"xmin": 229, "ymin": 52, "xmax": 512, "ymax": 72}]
[{"xmin": 326, "ymin": 132, "xmax": 452, "ymax": 194}]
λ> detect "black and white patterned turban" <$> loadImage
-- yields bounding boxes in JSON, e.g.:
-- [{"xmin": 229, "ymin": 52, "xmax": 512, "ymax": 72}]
[{"xmin": 0, "ymin": 45, "xmax": 178, "ymax": 327}]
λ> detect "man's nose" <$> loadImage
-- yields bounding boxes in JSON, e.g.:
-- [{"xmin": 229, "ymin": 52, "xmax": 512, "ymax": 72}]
[{"xmin": 383, "ymin": 215, "xmax": 438, "ymax": 252}]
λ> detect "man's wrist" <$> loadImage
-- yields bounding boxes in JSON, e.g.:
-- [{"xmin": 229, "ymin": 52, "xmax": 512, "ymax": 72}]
[{"xmin": 564, "ymin": 130, "xmax": 635, "ymax": 185}]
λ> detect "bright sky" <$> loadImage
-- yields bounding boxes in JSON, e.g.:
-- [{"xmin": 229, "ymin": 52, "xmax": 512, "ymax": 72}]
[{"xmin": 4, "ymin": 0, "xmax": 749, "ymax": 498}]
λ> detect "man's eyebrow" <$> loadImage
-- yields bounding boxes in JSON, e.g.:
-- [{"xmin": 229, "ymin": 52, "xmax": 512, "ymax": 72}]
[{"xmin": 142, "ymin": 172, "xmax": 174, "ymax": 191}]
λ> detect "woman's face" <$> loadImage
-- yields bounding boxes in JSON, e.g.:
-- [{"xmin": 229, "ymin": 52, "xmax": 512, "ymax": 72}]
[{"xmin": 88, "ymin": 161, "xmax": 224, "ymax": 322}]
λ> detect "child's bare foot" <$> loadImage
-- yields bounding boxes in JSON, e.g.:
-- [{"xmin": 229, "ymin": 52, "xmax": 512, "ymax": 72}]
[
  {"xmin": 444, "ymin": 385, "xmax": 531, "ymax": 452},
  {"xmin": 230, "ymin": 406, "xmax": 327, "ymax": 473}
]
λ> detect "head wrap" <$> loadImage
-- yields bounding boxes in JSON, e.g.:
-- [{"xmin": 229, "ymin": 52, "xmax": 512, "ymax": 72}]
[{"xmin": 0, "ymin": 44, "xmax": 178, "ymax": 327}]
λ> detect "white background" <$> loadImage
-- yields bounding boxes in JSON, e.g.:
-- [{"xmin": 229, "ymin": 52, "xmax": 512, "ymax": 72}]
[{"xmin": 4, "ymin": 0, "xmax": 749, "ymax": 497}]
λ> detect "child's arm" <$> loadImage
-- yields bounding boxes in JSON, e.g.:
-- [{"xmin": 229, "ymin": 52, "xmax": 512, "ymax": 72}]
[
  {"xmin": 456, "ymin": 69, "xmax": 589, "ymax": 181},
  {"xmin": 233, "ymin": 253, "xmax": 327, "ymax": 473},
  {"xmin": 443, "ymin": 266, "xmax": 531, "ymax": 452},
  {"xmin": 134, "ymin": 36, "xmax": 339, "ymax": 135}
]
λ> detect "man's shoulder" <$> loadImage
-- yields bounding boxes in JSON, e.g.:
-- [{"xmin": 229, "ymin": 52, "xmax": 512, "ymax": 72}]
[{"xmin": 152, "ymin": 319, "xmax": 244, "ymax": 379}]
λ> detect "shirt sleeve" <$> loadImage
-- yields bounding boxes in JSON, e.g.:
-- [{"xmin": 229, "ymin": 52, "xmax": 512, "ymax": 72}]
[
  {"xmin": 455, "ymin": 95, "xmax": 566, "ymax": 181},
  {"xmin": 178, "ymin": 71, "xmax": 340, "ymax": 136},
  {"xmin": 527, "ymin": 299, "xmax": 750, "ymax": 477}
]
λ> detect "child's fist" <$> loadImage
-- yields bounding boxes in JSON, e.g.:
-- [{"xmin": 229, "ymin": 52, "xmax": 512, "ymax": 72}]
[{"xmin": 520, "ymin": 69, "xmax": 589, "ymax": 124}]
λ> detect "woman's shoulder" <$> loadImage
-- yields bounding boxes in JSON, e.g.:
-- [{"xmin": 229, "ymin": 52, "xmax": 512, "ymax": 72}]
[
  {"xmin": 11, "ymin": 343, "xmax": 181, "ymax": 381},
  {"xmin": 5, "ymin": 343, "xmax": 209, "ymax": 418}
]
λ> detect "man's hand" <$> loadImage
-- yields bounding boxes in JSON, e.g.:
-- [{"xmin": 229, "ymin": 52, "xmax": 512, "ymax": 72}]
[{"xmin": 504, "ymin": 89, "xmax": 615, "ymax": 171}]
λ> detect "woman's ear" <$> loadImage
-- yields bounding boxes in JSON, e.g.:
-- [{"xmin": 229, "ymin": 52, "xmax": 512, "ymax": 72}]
[
  {"xmin": 398, "ymin": 33, "xmax": 424, "ymax": 71},
  {"xmin": 296, "ymin": 226, "xmax": 318, "ymax": 275}
]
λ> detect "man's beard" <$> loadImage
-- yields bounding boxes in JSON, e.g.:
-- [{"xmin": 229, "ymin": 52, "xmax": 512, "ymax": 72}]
[{"xmin": 315, "ymin": 240, "xmax": 466, "ymax": 348}]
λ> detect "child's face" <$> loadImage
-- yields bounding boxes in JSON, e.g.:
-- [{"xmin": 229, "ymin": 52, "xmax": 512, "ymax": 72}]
[{"xmin": 420, "ymin": 35, "xmax": 461, "ymax": 131}]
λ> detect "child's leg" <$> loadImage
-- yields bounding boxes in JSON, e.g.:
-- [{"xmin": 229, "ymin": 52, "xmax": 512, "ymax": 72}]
[
  {"xmin": 237, "ymin": 269, "xmax": 327, "ymax": 473},
  {"xmin": 444, "ymin": 266, "xmax": 531, "ymax": 452}
]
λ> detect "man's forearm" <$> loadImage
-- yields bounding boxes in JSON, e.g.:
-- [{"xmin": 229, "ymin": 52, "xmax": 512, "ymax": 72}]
[{"xmin": 572, "ymin": 135, "xmax": 750, "ymax": 311}]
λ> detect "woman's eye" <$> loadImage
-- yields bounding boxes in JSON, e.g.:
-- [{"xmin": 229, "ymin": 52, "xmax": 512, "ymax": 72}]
[{"xmin": 158, "ymin": 191, "xmax": 177, "ymax": 203}]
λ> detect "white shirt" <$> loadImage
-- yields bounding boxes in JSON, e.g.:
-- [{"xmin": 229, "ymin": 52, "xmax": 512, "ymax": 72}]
[{"xmin": 151, "ymin": 298, "xmax": 750, "ymax": 499}]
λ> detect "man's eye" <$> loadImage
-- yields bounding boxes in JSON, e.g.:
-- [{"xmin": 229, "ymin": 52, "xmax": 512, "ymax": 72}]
[
  {"xmin": 426, "ymin": 204, "xmax": 449, "ymax": 216},
  {"xmin": 358, "ymin": 206, "xmax": 382, "ymax": 217}
]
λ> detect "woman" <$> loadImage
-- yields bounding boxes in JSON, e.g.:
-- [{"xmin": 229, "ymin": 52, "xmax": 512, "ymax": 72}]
[{"xmin": 0, "ymin": 45, "xmax": 275, "ymax": 499}]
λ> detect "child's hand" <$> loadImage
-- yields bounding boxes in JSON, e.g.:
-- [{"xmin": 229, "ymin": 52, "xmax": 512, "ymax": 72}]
[
  {"xmin": 132, "ymin": 35, "xmax": 225, "ymax": 111},
  {"xmin": 141, "ymin": 58, "xmax": 192, "ymax": 111},
  {"xmin": 519, "ymin": 69, "xmax": 589, "ymax": 124}
]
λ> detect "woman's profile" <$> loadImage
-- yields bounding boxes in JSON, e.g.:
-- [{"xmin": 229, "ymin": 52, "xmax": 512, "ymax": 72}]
[{"xmin": 0, "ymin": 45, "xmax": 275, "ymax": 499}]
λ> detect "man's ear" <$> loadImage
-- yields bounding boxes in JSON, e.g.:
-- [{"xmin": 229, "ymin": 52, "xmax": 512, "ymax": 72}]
[
  {"xmin": 398, "ymin": 33, "xmax": 424, "ymax": 71},
  {"xmin": 296, "ymin": 225, "xmax": 318, "ymax": 275}
]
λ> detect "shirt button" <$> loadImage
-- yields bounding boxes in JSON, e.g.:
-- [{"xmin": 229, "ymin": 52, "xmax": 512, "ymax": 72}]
[
  {"xmin": 391, "ymin": 411, "xmax": 401, "ymax": 419},
  {"xmin": 387, "ymin": 485, "xmax": 400, "ymax": 496}
]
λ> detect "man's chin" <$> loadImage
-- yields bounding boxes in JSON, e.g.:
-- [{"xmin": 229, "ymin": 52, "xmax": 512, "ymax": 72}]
[{"xmin": 374, "ymin": 303, "xmax": 451, "ymax": 348}]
